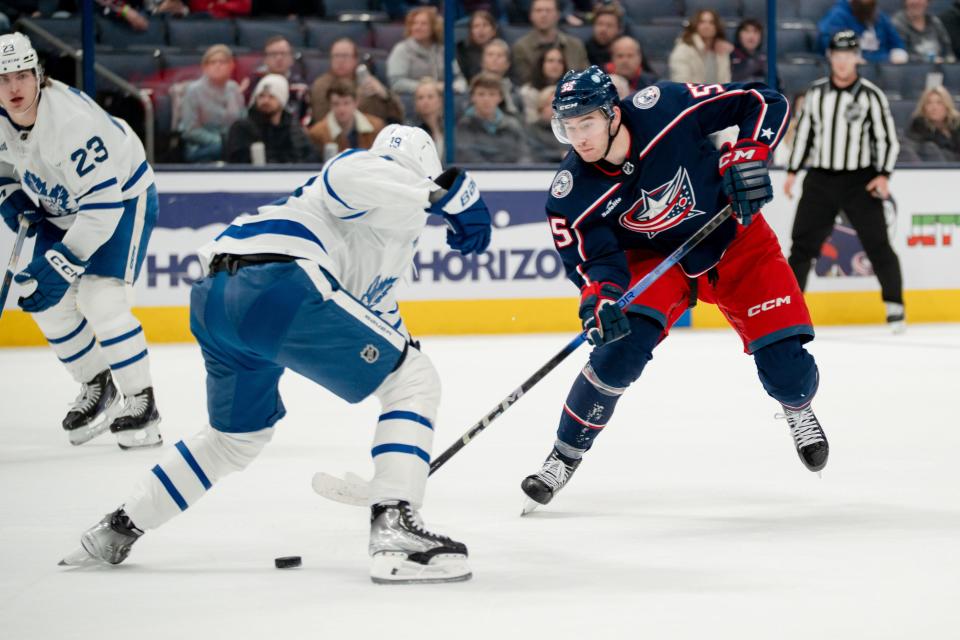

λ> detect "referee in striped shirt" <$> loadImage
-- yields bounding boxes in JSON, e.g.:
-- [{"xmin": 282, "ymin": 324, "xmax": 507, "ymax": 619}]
[{"xmin": 784, "ymin": 29, "xmax": 905, "ymax": 330}]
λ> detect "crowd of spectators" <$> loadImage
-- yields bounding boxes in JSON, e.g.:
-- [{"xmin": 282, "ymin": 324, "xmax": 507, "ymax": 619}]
[{"xmin": 18, "ymin": 0, "xmax": 960, "ymax": 165}]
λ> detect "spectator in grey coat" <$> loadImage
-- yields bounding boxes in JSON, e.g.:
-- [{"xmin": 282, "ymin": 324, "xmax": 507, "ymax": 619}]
[
  {"xmin": 179, "ymin": 44, "xmax": 245, "ymax": 163},
  {"xmin": 386, "ymin": 5, "xmax": 466, "ymax": 95},
  {"xmin": 941, "ymin": 1, "xmax": 960, "ymax": 58},
  {"xmin": 892, "ymin": 0, "xmax": 956, "ymax": 61},
  {"xmin": 456, "ymin": 72, "xmax": 529, "ymax": 163}
]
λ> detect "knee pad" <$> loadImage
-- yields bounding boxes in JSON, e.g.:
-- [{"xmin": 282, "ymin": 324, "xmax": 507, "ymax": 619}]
[
  {"xmin": 373, "ymin": 347, "xmax": 441, "ymax": 423},
  {"xmin": 77, "ymin": 276, "xmax": 135, "ymax": 333},
  {"xmin": 369, "ymin": 348, "xmax": 439, "ymax": 508},
  {"xmin": 32, "ymin": 282, "xmax": 81, "ymax": 335},
  {"xmin": 588, "ymin": 314, "xmax": 662, "ymax": 389},
  {"xmin": 754, "ymin": 336, "xmax": 819, "ymax": 409}
]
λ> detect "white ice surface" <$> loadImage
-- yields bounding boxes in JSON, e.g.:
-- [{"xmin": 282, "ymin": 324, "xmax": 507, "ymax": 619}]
[{"xmin": 1, "ymin": 326, "xmax": 959, "ymax": 639}]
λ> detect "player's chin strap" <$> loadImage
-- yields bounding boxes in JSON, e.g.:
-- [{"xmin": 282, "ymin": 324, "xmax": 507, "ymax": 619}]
[{"xmin": 601, "ymin": 111, "xmax": 622, "ymax": 163}]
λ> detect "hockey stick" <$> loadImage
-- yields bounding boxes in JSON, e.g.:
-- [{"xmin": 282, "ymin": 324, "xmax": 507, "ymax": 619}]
[
  {"xmin": 313, "ymin": 204, "xmax": 734, "ymax": 505},
  {"xmin": 0, "ymin": 217, "xmax": 30, "ymax": 320}
]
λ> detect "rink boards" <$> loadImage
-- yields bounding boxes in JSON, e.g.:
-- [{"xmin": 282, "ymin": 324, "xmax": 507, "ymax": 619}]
[{"xmin": 1, "ymin": 167, "xmax": 958, "ymax": 346}]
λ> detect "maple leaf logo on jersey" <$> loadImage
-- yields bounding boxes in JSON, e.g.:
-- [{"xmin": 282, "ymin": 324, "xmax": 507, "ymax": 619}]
[
  {"xmin": 24, "ymin": 170, "xmax": 71, "ymax": 216},
  {"xmin": 618, "ymin": 167, "xmax": 704, "ymax": 238},
  {"xmin": 361, "ymin": 275, "xmax": 398, "ymax": 308}
]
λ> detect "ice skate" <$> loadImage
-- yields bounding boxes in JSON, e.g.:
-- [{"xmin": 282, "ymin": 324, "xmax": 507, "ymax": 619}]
[
  {"xmin": 368, "ymin": 501, "xmax": 471, "ymax": 584},
  {"xmin": 778, "ymin": 405, "xmax": 829, "ymax": 472},
  {"xmin": 109, "ymin": 387, "xmax": 163, "ymax": 450},
  {"xmin": 885, "ymin": 302, "xmax": 906, "ymax": 334},
  {"xmin": 520, "ymin": 448, "xmax": 581, "ymax": 515},
  {"xmin": 62, "ymin": 369, "xmax": 119, "ymax": 445},
  {"xmin": 59, "ymin": 508, "xmax": 143, "ymax": 567}
]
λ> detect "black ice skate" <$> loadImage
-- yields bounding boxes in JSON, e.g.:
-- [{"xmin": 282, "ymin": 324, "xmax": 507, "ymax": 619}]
[
  {"xmin": 780, "ymin": 405, "xmax": 829, "ymax": 472},
  {"xmin": 109, "ymin": 387, "xmax": 163, "ymax": 450},
  {"xmin": 520, "ymin": 448, "xmax": 581, "ymax": 515},
  {"xmin": 62, "ymin": 369, "xmax": 119, "ymax": 445},
  {"xmin": 59, "ymin": 508, "xmax": 144, "ymax": 567},
  {"xmin": 368, "ymin": 501, "xmax": 471, "ymax": 584}
]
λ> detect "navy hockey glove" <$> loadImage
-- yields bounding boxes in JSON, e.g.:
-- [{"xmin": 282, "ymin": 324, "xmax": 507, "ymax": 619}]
[
  {"xmin": 0, "ymin": 189, "xmax": 43, "ymax": 238},
  {"xmin": 428, "ymin": 168, "xmax": 492, "ymax": 255},
  {"xmin": 719, "ymin": 141, "xmax": 773, "ymax": 226},
  {"xmin": 15, "ymin": 242, "xmax": 88, "ymax": 313},
  {"xmin": 579, "ymin": 282, "xmax": 631, "ymax": 347}
]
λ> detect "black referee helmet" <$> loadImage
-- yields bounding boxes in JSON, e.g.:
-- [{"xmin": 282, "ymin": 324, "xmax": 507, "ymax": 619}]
[{"xmin": 829, "ymin": 30, "xmax": 859, "ymax": 51}]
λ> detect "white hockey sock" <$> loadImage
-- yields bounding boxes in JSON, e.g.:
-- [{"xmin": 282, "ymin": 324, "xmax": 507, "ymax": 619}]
[
  {"xmin": 33, "ymin": 286, "xmax": 108, "ymax": 384},
  {"xmin": 369, "ymin": 410, "xmax": 434, "ymax": 508},
  {"xmin": 96, "ymin": 315, "xmax": 152, "ymax": 395},
  {"xmin": 123, "ymin": 425, "xmax": 274, "ymax": 530},
  {"xmin": 78, "ymin": 276, "xmax": 152, "ymax": 395}
]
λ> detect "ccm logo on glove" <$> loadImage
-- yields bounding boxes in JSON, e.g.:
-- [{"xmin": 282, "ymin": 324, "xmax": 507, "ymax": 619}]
[
  {"xmin": 718, "ymin": 144, "xmax": 769, "ymax": 173},
  {"xmin": 48, "ymin": 253, "xmax": 84, "ymax": 280}
]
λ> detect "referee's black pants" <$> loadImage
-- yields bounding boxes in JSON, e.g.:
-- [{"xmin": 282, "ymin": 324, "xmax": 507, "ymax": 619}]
[{"xmin": 788, "ymin": 168, "xmax": 903, "ymax": 304}]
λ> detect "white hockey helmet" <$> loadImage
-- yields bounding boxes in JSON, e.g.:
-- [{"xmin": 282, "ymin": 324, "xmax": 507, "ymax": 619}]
[
  {"xmin": 0, "ymin": 32, "xmax": 39, "ymax": 75},
  {"xmin": 370, "ymin": 124, "xmax": 443, "ymax": 180}
]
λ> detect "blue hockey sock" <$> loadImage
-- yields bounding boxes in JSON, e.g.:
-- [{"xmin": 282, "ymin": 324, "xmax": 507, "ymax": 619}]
[
  {"xmin": 556, "ymin": 363, "xmax": 626, "ymax": 454},
  {"xmin": 555, "ymin": 314, "xmax": 662, "ymax": 454},
  {"xmin": 754, "ymin": 336, "xmax": 819, "ymax": 410}
]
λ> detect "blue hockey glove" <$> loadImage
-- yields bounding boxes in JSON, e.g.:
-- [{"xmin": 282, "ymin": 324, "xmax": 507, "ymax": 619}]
[
  {"xmin": 579, "ymin": 282, "xmax": 631, "ymax": 347},
  {"xmin": 15, "ymin": 242, "xmax": 88, "ymax": 313},
  {"xmin": 719, "ymin": 141, "xmax": 773, "ymax": 226},
  {"xmin": 428, "ymin": 168, "xmax": 492, "ymax": 255},
  {"xmin": 0, "ymin": 189, "xmax": 43, "ymax": 237}
]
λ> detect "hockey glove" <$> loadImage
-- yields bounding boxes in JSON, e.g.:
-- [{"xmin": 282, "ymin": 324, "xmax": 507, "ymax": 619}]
[
  {"xmin": 0, "ymin": 189, "xmax": 43, "ymax": 238},
  {"xmin": 15, "ymin": 242, "xmax": 88, "ymax": 313},
  {"xmin": 719, "ymin": 141, "xmax": 773, "ymax": 226},
  {"xmin": 428, "ymin": 167, "xmax": 492, "ymax": 256},
  {"xmin": 579, "ymin": 282, "xmax": 631, "ymax": 347}
]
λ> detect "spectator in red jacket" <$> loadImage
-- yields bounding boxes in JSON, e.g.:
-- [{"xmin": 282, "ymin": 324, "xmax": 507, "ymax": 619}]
[{"xmin": 155, "ymin": 0, "xmax": 251, "ymax": 18}]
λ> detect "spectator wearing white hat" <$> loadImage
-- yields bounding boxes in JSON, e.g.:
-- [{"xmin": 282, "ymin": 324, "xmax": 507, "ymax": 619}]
[{"xmin": 224, "ymin": 74, "xmax": 314, "ymax": 164}]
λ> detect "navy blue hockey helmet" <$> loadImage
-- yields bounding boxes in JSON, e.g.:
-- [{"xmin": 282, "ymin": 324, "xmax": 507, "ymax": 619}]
[{"xmin": 551, "ymin": 66, "xmax": 618, "ymax": 144}]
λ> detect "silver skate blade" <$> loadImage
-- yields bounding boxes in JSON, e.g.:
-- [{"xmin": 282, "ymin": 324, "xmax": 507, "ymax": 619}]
[
  {"xmin": 58, "ymin": 546, "xmax": 99, "ymax": 567},
  {"xmin": 311, "ymin": 471, "xmax": 369, "ymax": 507},
  {"xmin": 67, "ymin": 418, "xmax": 111, "ymax": 446},
  {"xmin": 370, "ymin": 552, "xmax": 472, "ymax": 584},
  {"xmin": 520, "ymin": 497, "xmax": 541, "ymax": 516}
]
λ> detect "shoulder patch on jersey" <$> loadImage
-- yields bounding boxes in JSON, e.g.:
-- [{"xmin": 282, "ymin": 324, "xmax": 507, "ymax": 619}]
[
  {"xmin": 632, "ymin": 85, "xmax": 660, "ymax": 110},
  {"xmin": 551, "ymin": 170, "xmax": 574, "ymax": 198}
]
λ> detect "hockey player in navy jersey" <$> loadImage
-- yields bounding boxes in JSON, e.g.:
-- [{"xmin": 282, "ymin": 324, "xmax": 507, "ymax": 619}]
[
  {"xmin": 521, "ymin": 67, "xmax": 829, "ymax": 512},
  {"xmin": 61, "ymin": 125, "xmax": 491, "ymax": 584},
  {"xmin": 0, "ymin": 33, "xmax": 162, "ymax": 449}
]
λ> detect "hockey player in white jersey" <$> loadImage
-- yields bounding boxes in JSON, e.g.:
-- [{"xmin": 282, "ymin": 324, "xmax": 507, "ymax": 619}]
[
  {"xmin": 61, "ymin": 124, "xmax": 492, "ymax": 584},
  {"xmin": 0, "ymin": 33, "xmax": 162, "ymax": 449}
]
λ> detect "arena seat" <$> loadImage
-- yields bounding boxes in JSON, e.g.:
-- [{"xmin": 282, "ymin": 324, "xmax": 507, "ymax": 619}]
[
  {"xmin": 97, "ymin": 16, "xmax": 167, "ymax": 49},
  {"xmin": 878, "ymin": 62, "xmax": 936, "ymax": 100},
  {"xmin": 632, "ymin": 24, "xmax": 682, "ymax": 62},
  {"xmin": 304, "ymin": 19, "xmax": 371, "ymax": 51},
  {"xmin": 167, "ymin": 19, "xmax": 236, "ymax": 49},
  {"xmin": 371, "ymin": 23, "xmax": 405, "ymax": 50},
  {"xmin": 684, "ymin": 0, "xmax": 742, "ymax": 20},
  {"xmin": 96, "ymin": 49, "xmax": 163, "ymax": 84},
  {"xmin": 27, "ymin": 17, "xmax": 83, "ymax": 48},
  {"xmin": 235, "ymin": 19, "xmax": 306, "ymax": 50},
  {"xmin": 778, "ymin": 62, "xmax": 825, "ymax": 97}
]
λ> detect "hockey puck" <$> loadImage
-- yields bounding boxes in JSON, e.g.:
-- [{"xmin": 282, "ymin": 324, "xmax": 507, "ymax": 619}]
[{"xmin": 274, "ymin": 556, "xmax": 302, "ymax": 569}]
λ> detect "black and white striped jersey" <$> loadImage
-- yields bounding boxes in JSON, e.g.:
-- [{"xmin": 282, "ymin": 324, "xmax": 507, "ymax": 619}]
[{"xmin": 787, "ymin": 76, "xmax": 899, "ymax": 175}]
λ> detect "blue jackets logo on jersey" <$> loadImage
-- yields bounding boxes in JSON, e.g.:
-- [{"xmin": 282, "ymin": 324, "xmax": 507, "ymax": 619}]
[
  {"xmin": 24, "ymin": 170, "xmax": 71, "ymax": 215},
  {"xmin": 619, "ymin": 167, "xmax": 705, "ymax": 238}
]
